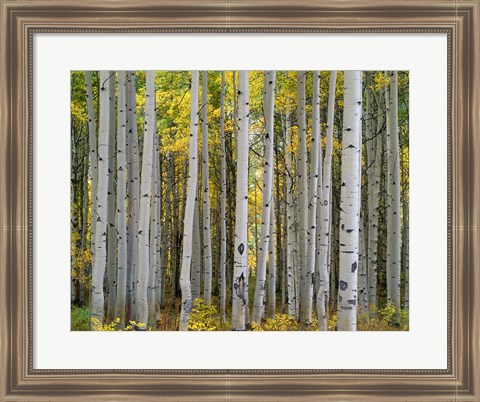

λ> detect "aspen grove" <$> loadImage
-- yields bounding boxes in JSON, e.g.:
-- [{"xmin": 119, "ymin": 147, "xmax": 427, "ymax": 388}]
[{"xmin": 70, "ymin": 71, "xmax": 409, "ymax": 331}]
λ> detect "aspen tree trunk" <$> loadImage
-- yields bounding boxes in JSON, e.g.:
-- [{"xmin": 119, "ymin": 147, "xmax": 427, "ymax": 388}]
[
  {"xmin": 275, "ymin": 144, "xmax": 284, "ymax": 312},
  {"xmin": 148, "ymin": 131, "xmax": 160, "ymax": 322},
  {"xmin": 179, "ymin": 71, "xmax": 200, "ymax": 331},
  {"xmin": 358, "ymin": 216, "xmax": 369, "ymax": 315},
  {"xmin": 85, "ymin": 72, "xmax": 98, "ymax": 252},
  {"xmin": 316, "ymin": 71, "xmax": 337, "ymax": 330},
  {"xmin": 232, "ymin": 71, "xmax": 249, "ymax": 331},
  {"xmin": 191, "ymin": 198, "xmax": 201, "ymax": 300},
  {"xmin": 285, "ymin": 105, "xmax": 296, "ymax": 317},
  {"xmin": 252, "ymin": 71, "xmax": 276, "ymax": 324},
  {"xmin": 126, "ymin": 71, "xmax": 140, "ymax": 321},
  {"xmin": 219, "ymin": 71, "xmax": 227, "ymax": 323},
  {"xmin": 106, "ymin": 74, "xmax": 117, "ymax": 321},
  {"xmin": 135, "ymin": 71, "xmax": 156, "ymax": 326},
  {"xmin": 385, "ymin": 71, "xmax": 402, "ymax": 323},
  {"xmin": 303, "ymin": 71, "xmax": 321, "ymax": 325},
  {"xmin": 114, "ymin": 71, "xmax": 128, "ymax": 327},
  {"xmin": 365, "ymin": 74, "xmax": 376, "ymax": 319},
  {"xmin": 337, "ymin": 70, "xmax": 362, "ymax": 331},
  {"xmin": 80, "ymin": 151, "xmax": 88, "ymax": 304},
  {"xmin": 154, "ymin": 135, "xmax": 163, "ymax": 317},
  {"xmin": 267, "ymin": 193, "xmax": 276, "ymax": 318},
  {"xmin": 356, "ymin": 106, "xmax": 366, "ymax": 318},
  {"xmin": 294, "ymin": 170, "xmax": 301, "ymax": 320},
  {"xmin": 159, "ymin": 156, "xmax": 168, "ymax": 308},
  {"xmin": 81, "ymin": 151, "xmax": 88, "ymax": 251},
  {"xmin": 329, "ymin": 187, "xmax": 337, "ymax": 313},
  {"xmin": 327, "ymin": 188, "xmax": 334, "ymax": 313},
  {"xmin": 71, "ymin": 133, "xmax": 79, "ymax": 305},
  {"xmin": 297, "ymin": 71, "xmax": 309, "ymax": 323},
  {"xmin": 90, "ymin": 71, "xmax": 112, "ymax": 327},
  {"xmin": 167, "ymin": 155, "xmax": 177, "ymax": 306},
  {"xmin": 403, "ymin": 210, "xmax": 409, "ymax": 310},
  {"xmin": 201, "ymin": 71, "xmax": 213, "ymax": 304},
  {"xmin": 227, "ymin": 71, "xmax": 238, "ymax": 303},
  {"xmin": 368, "ymin": 87, "xmax": 384, "ymax": 316}
]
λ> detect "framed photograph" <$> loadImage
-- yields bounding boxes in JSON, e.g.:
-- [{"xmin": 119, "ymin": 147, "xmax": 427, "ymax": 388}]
[{"xmin": 1, "ymin": 0, "xmax": 479, "ymax": 400}]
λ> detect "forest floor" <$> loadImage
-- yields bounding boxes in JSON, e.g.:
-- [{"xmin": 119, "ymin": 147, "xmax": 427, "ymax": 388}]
[{"xmin": 71, "ymin": 275, "xmax": 409, "ymax": 331}]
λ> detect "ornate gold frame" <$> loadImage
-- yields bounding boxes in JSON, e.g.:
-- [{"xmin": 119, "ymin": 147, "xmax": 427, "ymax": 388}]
[{"xmin": 1, "ymin": 1, "xmax": 478, "ymax": 400}]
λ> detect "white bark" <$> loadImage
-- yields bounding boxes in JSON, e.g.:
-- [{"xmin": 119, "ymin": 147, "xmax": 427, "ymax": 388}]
[
  {"xmin": 201, "ymin": 71, "xmax": 213, "ymax": 304},
  {"xmin": 219, "ymin": 72, "xmax": 227, "ymax": 323},
  {"xmin": 154, "ymin": 133, "xmax": 163, "ymax": 318},
  {"xmin": 179, "ymin": 71, "xmax": 200, "ymax": 331},
  {"xmin": 135, "ymin": 71, "xmax": 156, "ymax": 325},
  {"xmin": 368, "ymin": 87, "xmax": 384, "ymax": 316},
  {"xmin": 232, "ymin": 71, "xmax": 249, "ymax": 331},
  {"xmin": 358, "ymin": 216, "xmax": 369, "ymax": 314},
  {"xmin": 267, "ymin": 192, "xmax": 276, "ymax": 319},
  {"xmin": 385, "ymin": 71, "xmax": 402, "ymax": 322},
  {"xmin": 191, "ymin": 198, "xmax": 201, "ymax": 300},
  {"xmin": 90, "ymin": 71, "xmax": 112, "ymax": 327},
  {"xmin": 285, "ymin": 103, "xmax": 296, "ymax": 317},
  {"xmin": 106, "ymin": 74, "xmax": 117, "ymax": 321},
  {"xmin": 252, "ymin": 71, "xmax": 276, "ymax": 324},
  {"xmin": 316, "ymin": 70, "xmax": 337, "ymax": 330},
  {"xmin": 114, "ymin": 71, "xmax": 128, "ymax": 327},
  {"xmin": 337, "ymin": 70, "xmax": 362, "ymax": 331},
  {"xmin": 297, "ymin": 71, "xmax": 309, "ymax": 323},
  {"xmin": 148, "ymin": 130, "xmax": 160, "ymax": 322},
  {"xmin": 403, "ymin": 210, "xmax": 409, "ymax": 310},
  {"xmin": 126, "ymin": 71, "xmax": 140, "ymax": 321},
  {"xmin": 303, "ymin": 71, "xmax": 321, "ymax": 325}
]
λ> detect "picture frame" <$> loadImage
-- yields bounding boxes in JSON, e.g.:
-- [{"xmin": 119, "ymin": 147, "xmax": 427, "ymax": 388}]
[{"xmin": 1, "ymin": 0, "xmax": 478, "ymax": 400}]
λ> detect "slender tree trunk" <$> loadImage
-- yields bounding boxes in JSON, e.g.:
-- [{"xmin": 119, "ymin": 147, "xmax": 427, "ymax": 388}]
[
  {"xmin": 327, "ymin": 187, "xmax": 334, "ymax": 313},
  {"xmin": 126, "ymin": 71, "xmax": 140, "ymax": 321},
  {"xmin": 275, "ymin": 142, "xmax": 284, "ymax": 313},
  {"xmin": 201, "ymin": 71, "xmax": 213, "ymax": 304},
  {"xmin": 366, "ymin": 74, "xmax": 377, "ymax": 318},
  {"xmin": 232, "ymin": 71, "xmax": 250, "ymax": 331},
  {"xmin": 135, "ymin": 71, "xmax": 156, "ymax": 326},
  {"xmin": 303, "ymin": 71, "xmax": 321, "ymax": 325},
  {"xmin": 179, "ymin": 71, "xmax": 200, "ymax": 331},
  {"xmin": 358, "ymin": 216, "xmax": 369, "ymax": 315},
  {"xmin": 160, "ymin": 155, "xmax": 168, "ymax": 308},
  {"xmin": 148, "ymin": 130, "xmax": 160, "ymax": 322},
  {"xmin": 227, "ymin": 71, "xmax": 238, "ymax": 307},
  {"xmin": 316, "ymin": 71, "xmax": 337, "ymax": 330},
  {"xmin": 403, "ymin": 210, "xmax": 409, "ymax": 310},
  {"xmin": 297, "ymin": 71, "xmax": 309, "ymax": 323},
  {"xmin": 337, "ymin": 70, "xmax": 362, "ymax": 331},
  {"xmin": 294, "ymin": 159, "xmax": 301, "ymax": 321},
  {"xmin": 106, "ymin": 73, "xmax": 117, "ymax": 322},
  {"xmin": 219, "ymin": 72, "xmax": 227, "ymax": 323},
  {"xmin": 85, "ymin": 72, "xmax": 98, "ymax": 253},
  {"xmin": 252, "ymin": 71, "xmax": 276, "ymax": 324},
  {"xmin": 114, "ymin": 71, "xmax": 128, "ymax": 328},
  {"xmin": 154, "ymin": 134, "xmax": 163, "ymax": 318},
  {"xmin": 285, "ymin": 105, "xmax": 296, "ymax": 317},
  {"xmin": 90, "ymin": 71, "xmax": 112, "ymax": 328},
  {"xmin": 267, "ymin": 192, "xmax": 276, "ymax": 318},
  {"xmin": 368, "ymin": 87, "xmax": 384, "ymax": 316},
  {"xmin": 385, "ymin": 71, "xmax": 402, "ymax": 323},
  {"xmin": 79, "ymin": 150, "xmax": 88, "ymax": 305},
  {"xmin": 167, "ymin": 154, "xmax": 177, "ymax": 306},
  {"xmin": 191, "ymin": 198, "xmax": 201, "ymax": 300}
]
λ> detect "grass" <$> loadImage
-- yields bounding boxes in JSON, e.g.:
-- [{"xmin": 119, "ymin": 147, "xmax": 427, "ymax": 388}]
[{"xmin": 71, "ymin": 305, "xmax": 90, "ymax": 331}]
